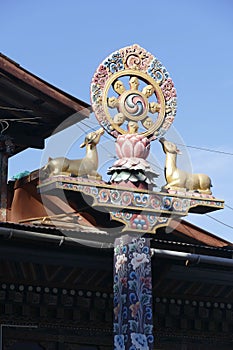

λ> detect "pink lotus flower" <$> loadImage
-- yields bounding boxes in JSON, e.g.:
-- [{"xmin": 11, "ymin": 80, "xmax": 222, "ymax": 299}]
[{"xmin": 116, "ymin": 134, "xmax": 150, "ymax": 159}]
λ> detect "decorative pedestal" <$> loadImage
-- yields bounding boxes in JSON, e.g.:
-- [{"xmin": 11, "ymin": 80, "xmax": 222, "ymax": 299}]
[{"xmin": 38, "ymin": 176, "xmax": 224, "ymax": 234}]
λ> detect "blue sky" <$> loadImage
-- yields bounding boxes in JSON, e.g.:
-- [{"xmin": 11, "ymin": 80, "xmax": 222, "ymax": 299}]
[{"xmin": 1, "ymin": 0, "xmax": 233, "ymax": 241}]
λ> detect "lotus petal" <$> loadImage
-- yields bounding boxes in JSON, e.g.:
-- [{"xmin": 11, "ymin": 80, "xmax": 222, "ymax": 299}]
[
  {"xmin": 121, "ymin": 139, "xmax": 133, "ymax": 158},
  {"xmin": 129, "ymin": 174, "xmax": 139, "ymax": 182},
  {"xmin": 136, "ymin": 172, "xmax": 146, "ymax": 181},
  {"xmin": 134, "ymin": 141, "xmax": 145, "ymax": 158},
  {"xmin": 139, "ymin": 159, "xmax": 148, "ymax": 167},
  {"xmin": 111, "ymin": 171, "xmax": 118, "ymax": 181},
  {"xmin": 131, "ymin": 164, "xmax": 144, "ymax": 171},
  {"xmin": 115, "ymin": 158, "xmax": 127, "ymax": 167},
  {"xmin": 115, "ymin": 142, "xmax": 123, "ymax": 158},
  {"xmin": 128, "ymin": 158, "xmax": 140, "ymax": 167},
  {"xmin": 120, "ymin": 171, "xmax": 131, "ymax": 181},
  {"xmin": 130, "ymin": 135, "xmax": 139, "ymax": 144},
  {"xmin": 116, "ymin": 135, "xmax": 125, "ymax": 146}
]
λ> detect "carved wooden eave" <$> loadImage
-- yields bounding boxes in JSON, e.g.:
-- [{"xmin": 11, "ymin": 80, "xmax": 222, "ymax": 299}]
[
  {"xmin": 37, "ymin": 176, "xmax": 224, "ymax": 234},
  {"xmin": 0, "ymin": 53, "xmax": 90, "ymax": 154}
]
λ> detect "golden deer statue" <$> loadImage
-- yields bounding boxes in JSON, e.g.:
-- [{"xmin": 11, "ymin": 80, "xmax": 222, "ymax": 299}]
[
  {"xmin": 159, "ymin": 138, "xmax": 212, "ymax": 194},
  {"xmin": 40, "ymin": 128, "xmax": 104, "ymax": 180}
]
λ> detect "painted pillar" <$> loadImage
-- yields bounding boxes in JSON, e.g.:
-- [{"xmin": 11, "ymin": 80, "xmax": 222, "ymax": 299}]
[{"xmin": 113, "ymin": 235, "xmax": 154, "ymax": 349}]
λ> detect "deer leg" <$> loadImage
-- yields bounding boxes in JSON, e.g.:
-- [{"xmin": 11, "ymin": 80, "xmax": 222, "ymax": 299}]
[
  {"xmin": 197, "ymin": 188, "xmax": 212, "ymax": 195},
  {"xmin": 88, "ymin": 170, "xmax": 102, "ymax": 180},
  {"xmin": 164, "ymin": 180, "xmax": 182, "ymax": 189},
  {"xmin": 163, "ymin": 181, "xmax": 187, "ymax": 192}
]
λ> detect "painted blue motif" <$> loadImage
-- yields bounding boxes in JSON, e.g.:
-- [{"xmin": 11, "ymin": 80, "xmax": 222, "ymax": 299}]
[
  {"xmin": 147, "ymin": 58, "xmax": 170, "ymax": 84},
  {"xmin": 104, "ymin": 51, "xmax": 124, "ymax": 74},
  {"xmin": 114, "ymin": 236, "xmax": 154, "ymax": 349}
]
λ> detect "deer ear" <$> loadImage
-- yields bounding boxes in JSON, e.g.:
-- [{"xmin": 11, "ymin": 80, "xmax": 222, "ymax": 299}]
[
  {"xmin": 88, "ymin": 133, "xmax": 96, "ymax": 144},
  {"xmin": 80, "ymin": 142, "xmax": 86, "ymax": 148}
]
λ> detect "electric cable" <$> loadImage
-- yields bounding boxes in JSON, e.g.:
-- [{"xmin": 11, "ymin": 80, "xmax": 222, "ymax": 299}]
[
  {"xmin": 225, "ymin": 204, "xmax": 233, "ymax": 211},
  {"xmin": 176, "ymin": 143, "xmax": 233, "ymax": 156},
  {"xmin": 205, "ymin": 214, "xmax": 233, "ymax": 231},
  {"xmin": 78, "ymin": 120, "xmax": 117, "ymax": 159}
]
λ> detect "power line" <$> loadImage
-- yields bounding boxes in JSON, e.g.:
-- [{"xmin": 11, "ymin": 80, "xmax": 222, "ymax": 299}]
[
  {"xmin": 80, "ymin": 119, "xmax": 114, "ymax": 143},
  {"xmin": 79, "ymin": 120, "xmax": 116, "ymax": 158},
  {"xmin": 176, "ymin": 143, "xmax": 233, "ymax": 156},
  {"xmin": 205, "ymin": 213, "xmax": 233, "ymax": 231},
  {"xmin": 225, "ymin": 204, "xmax": 233, "ymax": 211}
]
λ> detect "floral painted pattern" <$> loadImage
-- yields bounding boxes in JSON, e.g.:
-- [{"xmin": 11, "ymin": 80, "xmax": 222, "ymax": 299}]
[
  {"xmin": 110, "ymin": 211, "xmax": 168, "ymax": 233},
  {"xmin": 114, "ymin": 334, "xmax": 125, "ymax": 350},
  {"xmin": 56, "ymin": 181, "xmax": 191, "ymax": 217},
  {"xmin": 104, "ymin": 51, "xmax": 124, "ymax": 74},
  {"xmin": 114, "ymin": 236, "xmax": 154, "ymax": 349},
  {"xmin": 148, "ymin": 58, "xmax": 169, "ymax": 85},
  {"xmin": 119, "ymin": 44, "xmax": 153, "ymax": 72},
  {"xmin": 161, "ymin": 78, "xmax": 177, "ymax": 101}
]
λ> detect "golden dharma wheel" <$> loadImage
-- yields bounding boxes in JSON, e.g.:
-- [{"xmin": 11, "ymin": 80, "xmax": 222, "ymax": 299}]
[{"xmin": 91, "ymin": 44, "xmax": 177, "ymax": 139}]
